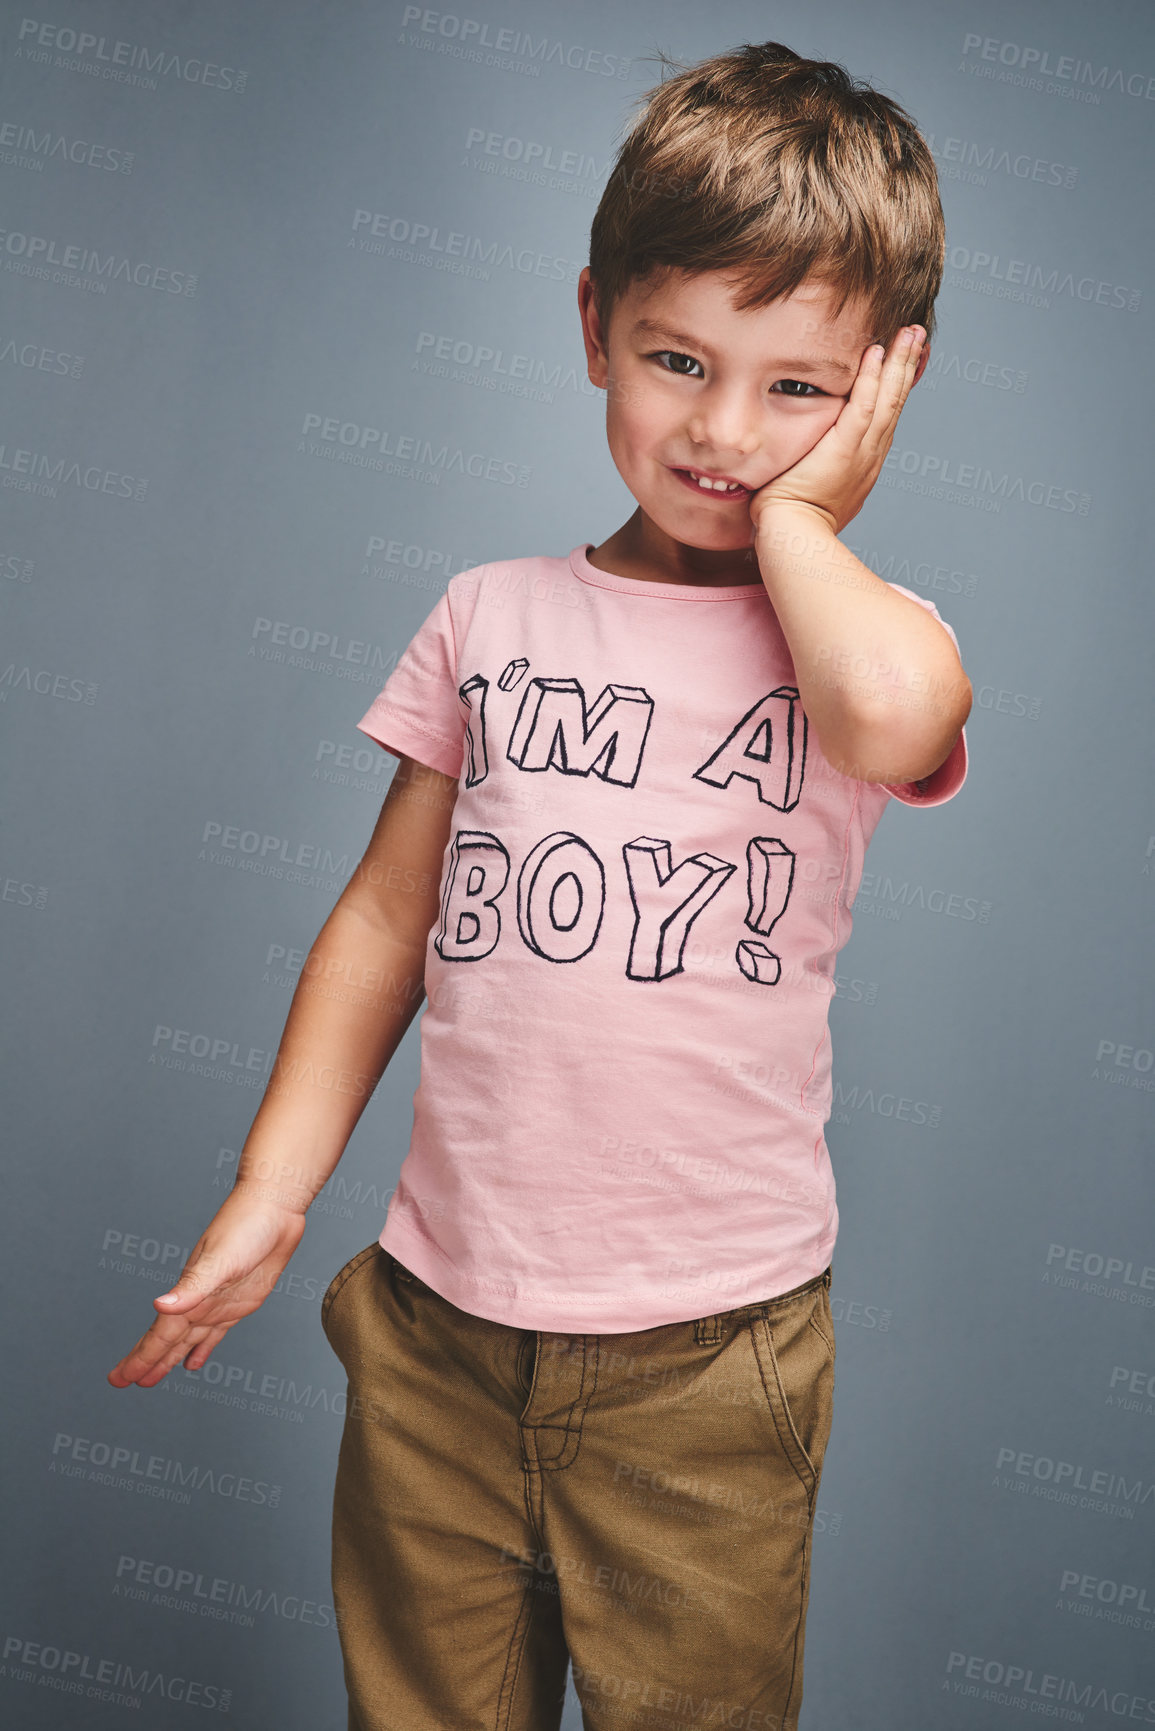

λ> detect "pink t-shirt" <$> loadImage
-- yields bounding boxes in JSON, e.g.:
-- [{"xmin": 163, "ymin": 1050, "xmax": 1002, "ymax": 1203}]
[{"xmin": 355, "ymin": 543, "xmax": 967, "ymax": 1332}]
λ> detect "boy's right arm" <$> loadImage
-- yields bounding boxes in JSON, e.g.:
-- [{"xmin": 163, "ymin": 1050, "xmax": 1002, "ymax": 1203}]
[{"xmin": 107, "ymin": 752, "xmax": 458, "ymax": 1390}]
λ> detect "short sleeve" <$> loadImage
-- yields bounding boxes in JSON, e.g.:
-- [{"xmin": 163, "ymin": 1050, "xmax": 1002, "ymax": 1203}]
[
  {"xmin": 880, "ymin": 585, "xmax": 968, "ymax": 808},
  {"xmin": 356, "ymin": 590, "xmax": 464, "ymax": 779}
]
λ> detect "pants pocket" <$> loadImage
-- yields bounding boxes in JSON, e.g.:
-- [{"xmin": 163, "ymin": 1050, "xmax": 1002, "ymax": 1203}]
[
  {"xmin": 389, "ymin": 1254, "xmax": 431, "ymax": 1296},
  {"xmin": 321, "ymin": 1242, "xmax": 382, "ymax": 1344},
  {"xmin": 747, "ymin": 1285, "xmax": 836, "ymax": 1500},
  {"xmin": 807, "ymin": 1281, "xmax": 836, "ymax": 1365}
]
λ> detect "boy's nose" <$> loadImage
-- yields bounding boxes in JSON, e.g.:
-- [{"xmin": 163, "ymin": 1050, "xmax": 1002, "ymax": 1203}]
[{"xmin": 684, "ymin": 405, "xmax": 761, "ymax": 465}]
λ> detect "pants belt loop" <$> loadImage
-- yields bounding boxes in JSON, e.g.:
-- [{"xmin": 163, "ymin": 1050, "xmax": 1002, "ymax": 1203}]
[{"xmin": 694, "ymin": 1312, "xmax": 724, "ymax": 1345}]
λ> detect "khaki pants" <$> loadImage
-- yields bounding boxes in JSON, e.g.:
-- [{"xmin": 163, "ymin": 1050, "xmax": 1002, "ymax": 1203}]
[{"xmin": 322, "ymin": 1244, "xmax": 836, "ymax": 1731}]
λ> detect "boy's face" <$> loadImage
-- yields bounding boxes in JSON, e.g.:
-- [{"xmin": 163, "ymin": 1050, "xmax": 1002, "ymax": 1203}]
[{"xmin": 578, "ymin": 265, "xmax": 927, "ymax": 573}]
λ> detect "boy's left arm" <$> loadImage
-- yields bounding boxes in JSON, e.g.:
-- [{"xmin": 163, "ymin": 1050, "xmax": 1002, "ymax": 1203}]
[{"xmin": 750, "ymin": 325, "xmax": 973, "ymax": 787}]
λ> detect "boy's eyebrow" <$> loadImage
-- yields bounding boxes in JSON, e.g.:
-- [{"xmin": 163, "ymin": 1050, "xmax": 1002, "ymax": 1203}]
[{"xmin": 631, "ymin": 317, "xmax": 859, "ymax": 378}]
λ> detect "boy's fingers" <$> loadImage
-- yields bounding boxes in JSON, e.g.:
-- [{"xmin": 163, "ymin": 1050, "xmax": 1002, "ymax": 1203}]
[
  {"xmin": 119, "ymin": 1318, "xmax": 213, "ymax": 1388},
  {"xmin": 110, "ymin": 1270, "xmax": 277, "ymax": 1385},
  {"xmin": 109, "ymin": 1302, "xmax": 219, "ymax": 1380},
  {"xmin": 848, "ymin": 334, "xmax": 914, "ymax": 442},
  {"xmin": 846, "ymin": 344, "xmax": 885, "ymax": 423},
  {"xmin": 870, "ymin": 337, "xmax": 908, "ymax": 425},
  {"xmin": 183, "ymin": 1324, "xmax": 231, "ymax": 1372},
  {"xmin": 136, "ymin": 1332, "xmax": 211, "ymax": 1388},
  {"xmin": 875, "ymin": 329, "xmax": 921, "ymax": 434}
]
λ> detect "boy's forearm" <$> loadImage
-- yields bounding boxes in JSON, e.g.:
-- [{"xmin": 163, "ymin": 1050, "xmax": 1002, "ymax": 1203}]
[
  {"xmin": 232, "ymin": 898, "xmax": 429, "ymax": 1214},
  {"xmin": 754, "ymin": 502, "xmax": 973, "ymax": 784}
]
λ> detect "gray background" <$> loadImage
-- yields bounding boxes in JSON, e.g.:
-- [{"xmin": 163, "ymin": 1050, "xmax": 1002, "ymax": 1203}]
[{"xmin": 2, "ymin": 0, "xmax": 1153, "ymax": 1725}]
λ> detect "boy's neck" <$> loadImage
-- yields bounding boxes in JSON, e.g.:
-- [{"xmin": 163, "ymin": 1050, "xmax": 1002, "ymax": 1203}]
[{"xmin": 588, "ymin": 511, "xmax": 763, "ymax": 589}]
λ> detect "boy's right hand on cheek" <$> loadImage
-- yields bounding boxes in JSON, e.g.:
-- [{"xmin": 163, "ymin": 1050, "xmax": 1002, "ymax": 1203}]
[{"xmin": 106, "ymin": 1191, "xmax": 307, "ymax": 1390}]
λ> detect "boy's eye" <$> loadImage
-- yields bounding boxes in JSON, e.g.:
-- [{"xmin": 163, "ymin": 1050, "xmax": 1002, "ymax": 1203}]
[
  {"xmin": 772, "ymin": 379, "xmax": 824, "ymax": 398},
  {"xmin": 652, "ymin": 349, "xmax": 703, "ymax": 378},
  {"xmin": 650, "ymin": 352, "xmax": 826, "ymax": 398}
]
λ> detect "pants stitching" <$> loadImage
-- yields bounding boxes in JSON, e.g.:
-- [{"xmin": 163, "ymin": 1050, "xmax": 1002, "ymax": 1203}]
[
  {"xmin": 522, "ymin": 1335, "xmax": 599, "ymax": 1472},
  {"xmin": 807, "ymin": 1311, "xmax": 835, "ymax": 1362},
  {"xmin": 321, "ymin": 1242, "xmax": 382, "ymax": 1334},
  {"xmin": 781, "ymin": 1515, "xmax": 813, "ymax": 1726},
  {"xmin": 694, "ymin": 1265, "xmax": 832, "ymax": 1346},
  {"xmin": 748, "ymin": 1315, "xmax": 817, "ymax": 1495},
  {"xmin": 494, "ymin": 1568, "xmax": 538, "ymax": 1731}
]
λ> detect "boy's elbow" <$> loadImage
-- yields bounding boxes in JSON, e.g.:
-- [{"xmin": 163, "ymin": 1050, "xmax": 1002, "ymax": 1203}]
[
  {"xmin": 825, "ymin": 676, "xmax": 972, "ymax": 786},
  {"xmin": 877, "ymin": 674, "xmax": 972, "ymax": 783}
]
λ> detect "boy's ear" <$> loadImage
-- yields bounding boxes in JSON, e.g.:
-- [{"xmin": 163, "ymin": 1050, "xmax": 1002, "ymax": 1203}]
[{"xmin": 578, "ymin": 266, "xmax": 610, "ymax": 388}]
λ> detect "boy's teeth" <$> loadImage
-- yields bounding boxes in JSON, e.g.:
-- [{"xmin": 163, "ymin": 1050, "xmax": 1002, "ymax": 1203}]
[{"xmin": 689, "ymin": 470, "xmax": 744, "ymax": 492}]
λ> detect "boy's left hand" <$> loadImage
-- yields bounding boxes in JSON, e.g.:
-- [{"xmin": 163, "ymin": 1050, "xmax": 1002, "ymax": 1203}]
[{"xmin": 748, "ymin": 325, "xmax": 927, "ymax": 540}]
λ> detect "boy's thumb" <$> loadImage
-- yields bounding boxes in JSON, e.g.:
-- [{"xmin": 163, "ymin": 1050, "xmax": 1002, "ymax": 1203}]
[{"xmin": 156, "ymin": 1252, "xmax": 221, "ymax": 1307}]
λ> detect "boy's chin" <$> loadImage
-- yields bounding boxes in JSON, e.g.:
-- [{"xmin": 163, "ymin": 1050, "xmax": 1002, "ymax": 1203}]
[{"xmin": 651, "ymin": 509, "xmax": 756, "ymax": 553}]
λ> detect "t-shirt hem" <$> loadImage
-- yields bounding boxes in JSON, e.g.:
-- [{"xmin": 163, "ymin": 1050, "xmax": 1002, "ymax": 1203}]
[
  {"xmin": 356, "ymin": 708, "xmax": 461, "ymax": 779},
  {"xmin": 379, "ymin": 1217, "xmax": 835, "ymax": 1334},
  {"xmin": 883, "ymin": 724, "xmax": 968, "ymax": 807}
]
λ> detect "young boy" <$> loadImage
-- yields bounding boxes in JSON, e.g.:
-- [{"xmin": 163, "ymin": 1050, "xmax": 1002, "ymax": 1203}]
[{"xmin": 110, "ymin": 40, "xmax": 971, "ymax": 1731}]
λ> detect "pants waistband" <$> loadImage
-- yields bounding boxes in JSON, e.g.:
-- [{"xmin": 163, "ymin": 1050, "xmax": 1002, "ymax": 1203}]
[
  {"xmin": 692, "ymin": 1264, "xmax": 832, "ymax": 1344},
  {"xmin": 390, "ymin": 1253, "xmax": 831, "ymax": 1343}
]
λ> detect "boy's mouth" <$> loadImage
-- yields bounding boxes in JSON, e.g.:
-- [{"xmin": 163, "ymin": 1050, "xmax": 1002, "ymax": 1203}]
[{"xmin": 670, "ymin": 465, "xmax": 753, "ymax": 499}]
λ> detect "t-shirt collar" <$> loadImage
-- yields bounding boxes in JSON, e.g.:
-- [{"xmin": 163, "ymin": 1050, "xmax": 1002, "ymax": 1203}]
[{"xmin": 568, "ymin": 543, "xmax": 767, "ymax": 602}]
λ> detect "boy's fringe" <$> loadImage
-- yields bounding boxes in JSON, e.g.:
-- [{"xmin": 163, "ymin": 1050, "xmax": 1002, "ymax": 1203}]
[{"xmin": 589, "ymin": 40, "xmax": 945, "ymax": 350}]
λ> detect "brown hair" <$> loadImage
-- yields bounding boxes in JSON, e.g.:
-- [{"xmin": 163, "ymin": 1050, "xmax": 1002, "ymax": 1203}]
[{"xmin": 588, "ymin": 41, "xmax": 945, "ymax": 354}]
